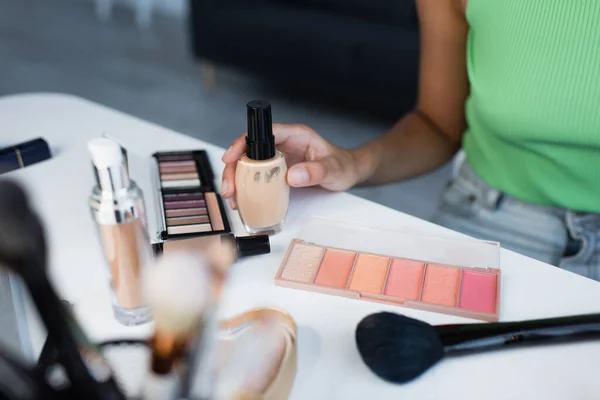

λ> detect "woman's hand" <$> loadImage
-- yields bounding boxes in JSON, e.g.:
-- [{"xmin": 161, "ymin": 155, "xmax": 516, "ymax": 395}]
[{"xmin": 221, "ymin": 123, "xmax": 361, "ymax": 209}]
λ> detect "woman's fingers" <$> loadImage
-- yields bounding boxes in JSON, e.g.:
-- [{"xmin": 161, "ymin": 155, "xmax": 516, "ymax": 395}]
[
  {"xmin": 223, "ymin": 124, "xmax": 313, "ymax": 164},
  {"xmin": 228, "ymin": 196, "xmax": 237, "ymax": 210},
  {"xmin": 287, "ymin": 155, "xmax": 355, "ymax": 191},
  {"xmin": 222, "ymin": 134, "xmax": 247, "ymax": 163},
  {"xmin": 287, "ymin": 160, "xmax": 329, "ymax": 187},
  {"xmin": 272, "ymin": 123, "xmax": 311, "ymax": 144},
  {"xmin": 221, "ymin": 162, "xmax": 236, "ymax": 199},
  {"xmin": 221, "ymin": 123, "xmax": 319, "ymax": 209}
]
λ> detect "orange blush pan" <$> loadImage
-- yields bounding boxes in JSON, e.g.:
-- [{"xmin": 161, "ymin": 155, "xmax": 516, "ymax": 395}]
[
  {"xmin": 348, "ymin": 254, "xmax": 390, "ymax": 294},
  {"xmin": 314, "ymin": 250, "xmax": 356, "ymax": 288}
]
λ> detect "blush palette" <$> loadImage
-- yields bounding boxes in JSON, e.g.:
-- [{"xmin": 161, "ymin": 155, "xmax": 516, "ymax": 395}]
[
  {"xmin": 152, "ymin": 150, "xmax": 231, "ymax": 239},
  {"xmin": 275, "ymin": 239, "xmax": 501, "ymax": 322}
]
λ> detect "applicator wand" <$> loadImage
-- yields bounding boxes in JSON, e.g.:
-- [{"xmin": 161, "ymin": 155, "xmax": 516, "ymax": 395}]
[
  {"xmin": 355, "ymin": 311, "xmax": 600, "ymax": 384},
  {"xmin": 0, "ymin": 180, "xmax": 125, "ymax": 400}
]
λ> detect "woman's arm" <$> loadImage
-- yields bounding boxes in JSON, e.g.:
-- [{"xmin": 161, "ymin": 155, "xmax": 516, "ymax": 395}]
[
  {"xmin": 354, "ymin": 0, "xmax": 469, "ymax": 186},
  {"xmin": 220, "ymin": 0, "xmax": 469, "ymax": 199}
]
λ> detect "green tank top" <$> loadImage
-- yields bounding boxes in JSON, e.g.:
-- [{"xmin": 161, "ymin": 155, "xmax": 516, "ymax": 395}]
[{"xmin": 463, "ymin": 1, "xmax": 600, "ymax": 213}]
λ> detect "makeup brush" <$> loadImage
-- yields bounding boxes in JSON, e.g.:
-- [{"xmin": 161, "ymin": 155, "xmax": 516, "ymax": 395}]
[
  {"xmin": 0, "ymin": 180, "xmax": 125, "ymax": 400},
  {"xmin": 141, "ymin": 251, "xmax": 211, "ymax": 400},
  {"xmin": 0, "ymin": 341, "xmax": 60, "ymax": 400},
  {"xmin": 355, "ymin": 311, "xmax": 600, "ymax": 384},
  {"xmin": 179, "ymin": 238, "xmax": 237, "ymax": 399},
  {"xmin": 214, "ymin": 318, "xmax": 287, "ymax": 400}
]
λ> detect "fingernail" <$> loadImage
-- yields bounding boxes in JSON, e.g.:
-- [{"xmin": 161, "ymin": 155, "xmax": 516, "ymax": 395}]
[
  {"xmin": 222, "ymin": 147, "xmax": 232, "ymax": 160},
  {"xmin": 288, "ymin": 167, "xmax": 309, "ymax": 185},
  {"xmin": 221, "ymin": 180, "xmax": 229, "ymax": 196},
  {"xmin": 228, "ymin": 198, "xmax": 237, "ymax": 210}
]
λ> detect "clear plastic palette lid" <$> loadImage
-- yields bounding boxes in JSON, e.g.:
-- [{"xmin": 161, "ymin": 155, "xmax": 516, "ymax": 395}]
[{"xmin": 296, "ymin": 217, "xmax": 500, "ymax": 270}]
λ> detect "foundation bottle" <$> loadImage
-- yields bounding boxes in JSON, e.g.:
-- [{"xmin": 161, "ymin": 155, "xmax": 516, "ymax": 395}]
[
  {"xmin": 88, "ymin": 138, "xmax": 152, "ymax": 326},
  {"xmin": 235, "ymin": 100, "xmax": 290, "ymax": 235}
]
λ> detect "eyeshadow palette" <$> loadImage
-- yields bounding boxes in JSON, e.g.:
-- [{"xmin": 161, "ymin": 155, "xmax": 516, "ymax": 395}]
[
  {"xmin": 152, "ymin": 150, "xmax": 231, "ymax": 240},
  {"xmin": 275, "ymin": 240, "xmax": 501, "ymax": 321}
]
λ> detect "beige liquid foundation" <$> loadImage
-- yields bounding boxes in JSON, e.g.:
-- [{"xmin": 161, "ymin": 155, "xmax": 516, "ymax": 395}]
[
  {"xmin": 88, "ymin": 138, "xmax": 152, "ymax": 326},
  {"xmin": 235, "ymin": 100, "xmax": 290, "ymax": 235}
]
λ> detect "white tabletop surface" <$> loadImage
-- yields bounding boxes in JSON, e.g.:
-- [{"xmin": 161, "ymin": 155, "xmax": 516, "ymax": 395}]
[{"xmin": 2, "ymin": 93, "xmax": 600, "ymax": 400}]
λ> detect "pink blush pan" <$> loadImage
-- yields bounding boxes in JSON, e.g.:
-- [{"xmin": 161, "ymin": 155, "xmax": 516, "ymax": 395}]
[
  {"xmin": 384, "ymin": 259, "xmax": 425, "ymax": 300},
  {"xmin": 459, "ymin": 270, "xmax": 497, "ymax": 313}
]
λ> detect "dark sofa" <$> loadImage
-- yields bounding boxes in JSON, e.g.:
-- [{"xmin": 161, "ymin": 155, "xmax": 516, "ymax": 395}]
[{"xmin": 188, "ymin": 0, "xmax": 420, "ymax": 118}]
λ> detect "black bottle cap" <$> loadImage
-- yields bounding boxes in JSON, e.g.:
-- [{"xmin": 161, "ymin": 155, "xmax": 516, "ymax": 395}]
[
  {"xmin": 246, "ymin": 100, "xmax": 275, "ymax": 160},
  {"xmin": 223, "ymin": 234, "xmax": 271, "ymax": 258}
]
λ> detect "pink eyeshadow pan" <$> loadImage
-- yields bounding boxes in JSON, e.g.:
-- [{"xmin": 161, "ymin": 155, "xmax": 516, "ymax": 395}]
[
  {"xmin": 159, "ymin": 160, "xmax": 196, "ymax": 168},
  {"xmin": 383, "ymin": 259, "xmax": 425, "ymax": 300},
  {"xmin": 459, "ymin": 270, "xmax": 497, "ymax": 313}
]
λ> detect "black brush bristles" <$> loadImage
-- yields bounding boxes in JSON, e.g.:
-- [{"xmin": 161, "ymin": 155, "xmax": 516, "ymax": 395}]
[
  {"xmin": 0, "ymin": 180, "xmax": 126, "ymax": 399},
  {"xmin": 0, "ymin": 180, "xmax": 47, "ymax": 269},
  {"xmin": 355, "ymin": 312, "xmax": 444, "ymax": 384}
]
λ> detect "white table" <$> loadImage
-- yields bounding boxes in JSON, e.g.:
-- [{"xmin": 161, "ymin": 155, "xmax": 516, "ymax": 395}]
[{"xmin": 2, "ymin": 93, "xmax": 600, "ymax": 400}]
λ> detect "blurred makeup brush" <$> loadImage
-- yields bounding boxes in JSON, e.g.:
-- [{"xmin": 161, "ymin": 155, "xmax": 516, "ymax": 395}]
[
  {"xmin": 141, "ymin": 251, "xmax": 211, "ymax": 400},
  {"xmin": 179, "ymin": 238, "xmax": 237, "ymax": 398},
  {"xmin": 206, "ymin": 238, "xmax": 236, "ymax": 298},
  {"xmin": 214, "ymin": 318, "xmax": 287, "ymax": 400},
  {"xmin": 355, "ymin": 311, "xmax": 600, "ymax": 384},
  {"xmin": 0, "ymin": 180, "xmax": 125, "ymax": 400}
]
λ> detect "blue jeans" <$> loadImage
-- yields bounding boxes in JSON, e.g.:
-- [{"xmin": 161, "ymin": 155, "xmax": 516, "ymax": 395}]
[{"xmin": 432, "ymin": 160, "xmax": 600, "ymax": 280}]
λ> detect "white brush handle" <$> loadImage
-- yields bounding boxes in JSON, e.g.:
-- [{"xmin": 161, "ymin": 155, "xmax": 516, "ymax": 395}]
[{"xmin": 142, "ymin": 372, "xmax": 179, "ymax": 400}]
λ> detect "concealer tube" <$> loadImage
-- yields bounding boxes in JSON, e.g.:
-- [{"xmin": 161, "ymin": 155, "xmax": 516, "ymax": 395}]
[
  {"xmin": 235, "ymin": 101, "xmax": 289, "ymax": 235},
  {"xmin": 88, "ymin": 138, "xmax": 152, "ymax": 326}
]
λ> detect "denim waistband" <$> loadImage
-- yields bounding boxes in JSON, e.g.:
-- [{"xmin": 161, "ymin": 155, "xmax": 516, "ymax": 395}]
[
  {"xmin": 455, "ymin": 161, "xmax": 504, "ymax": 211},
  {"xmin": 447, "ymin": 158, "xmax": 600, "ymax": 276},
  {"xmin": 455, "ymin": 160, "xmax": 568, "ymax": 218}
]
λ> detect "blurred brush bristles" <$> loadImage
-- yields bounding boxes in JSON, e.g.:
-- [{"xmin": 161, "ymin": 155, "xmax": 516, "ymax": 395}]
[
  {"xmin": 143, "ymin": 251, "xmax": 211, "ymax": 374},
  {"xmin": 148, "ymin": 334, "xmax": 190, "ymax": 375},
  {"xmin": 0, "ymin": 180, "xmax": 46, "ymax": 267},
  {"xmin": 214, "ymin": 318, "xmax": 287, "ymax": 400},
  {"xmin": 205, "ymin": 238, "xmax": 236, "ymax": 299}
]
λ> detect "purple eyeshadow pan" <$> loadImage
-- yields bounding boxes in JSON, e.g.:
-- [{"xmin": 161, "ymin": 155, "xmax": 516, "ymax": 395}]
[
  {"xmin": 164, "ymin": 200, "xmax": 206, "ymax": 209},
  {"xmin": 163, "ymin": 193, "xmax": 205, "ymax": 201},
  {"xmin": 157, "ymin": 154, "xmax": 193, "ymax": 161}
]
